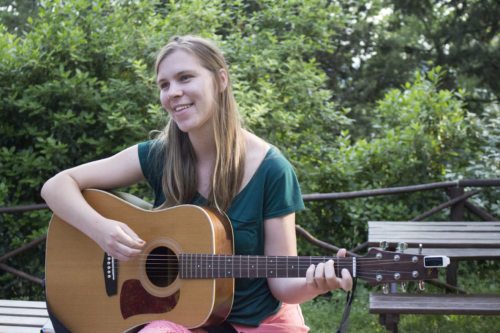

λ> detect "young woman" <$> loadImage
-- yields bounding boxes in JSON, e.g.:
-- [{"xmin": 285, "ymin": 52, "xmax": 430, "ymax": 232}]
[{"xmin": 41, "ymin": 35, "xmax": 352, "ymax": 333}]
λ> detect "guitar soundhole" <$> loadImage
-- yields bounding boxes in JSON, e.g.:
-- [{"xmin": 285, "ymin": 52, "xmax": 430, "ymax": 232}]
[{"xmin": 146, "ymin": 246, "xmax": 178, "ymax": 287}]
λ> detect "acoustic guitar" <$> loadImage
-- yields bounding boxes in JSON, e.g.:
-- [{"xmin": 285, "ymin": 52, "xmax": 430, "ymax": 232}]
[{"xmin": 45, "ymin": 189, "xmax": 449, "ymax": 332}]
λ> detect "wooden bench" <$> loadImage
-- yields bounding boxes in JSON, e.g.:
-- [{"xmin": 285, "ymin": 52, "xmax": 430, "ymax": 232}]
[
  {"xmin": 367, "ymin": 221, "xmax": 500, "ymax": 332},
  {"xmin": 0, "ymin": 299, "xmax": 53, "ymax": 333}
]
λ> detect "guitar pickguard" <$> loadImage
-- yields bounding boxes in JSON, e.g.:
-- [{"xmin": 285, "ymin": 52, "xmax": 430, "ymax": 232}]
[{"xmin": 120, "ymin": 279, "xmax": 180, "ymax": 319}]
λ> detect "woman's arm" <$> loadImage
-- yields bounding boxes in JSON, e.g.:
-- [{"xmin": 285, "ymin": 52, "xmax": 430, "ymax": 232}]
[
  {"xmin": 41, "ymin": 145, "xmax": 146, "ymax": 261},
  {"xmin": 265, "ymin": 213, "xmax": 352, "ymax": 304}
]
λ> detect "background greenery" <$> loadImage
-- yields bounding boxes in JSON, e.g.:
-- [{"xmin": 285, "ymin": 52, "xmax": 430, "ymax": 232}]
[{"xmin": 1, "ymin": 0, "xmax": 498, "ymax": 330}]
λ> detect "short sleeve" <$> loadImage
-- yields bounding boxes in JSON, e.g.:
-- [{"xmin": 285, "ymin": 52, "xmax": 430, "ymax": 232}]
[
  {"xmin": 137, "ymin": 140, "xmax": 165, "ymax": 207},
  {"xmin": 262, "ymin": 148, "xmax": 305, "ymax": 219}
]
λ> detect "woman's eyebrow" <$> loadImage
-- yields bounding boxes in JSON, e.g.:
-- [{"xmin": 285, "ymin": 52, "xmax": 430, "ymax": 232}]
[
  {"xmin": 157, "ymin": 70, "xmax": 194, "ymax": 83},
  {"xmin": 175, "ymin": 70, "xmax": 195, "ymax": 77}
]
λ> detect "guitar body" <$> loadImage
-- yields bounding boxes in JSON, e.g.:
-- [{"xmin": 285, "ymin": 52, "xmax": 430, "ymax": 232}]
[{"xmin": 45, "ymin": 189, "xmax": 234, "ymax": 332}]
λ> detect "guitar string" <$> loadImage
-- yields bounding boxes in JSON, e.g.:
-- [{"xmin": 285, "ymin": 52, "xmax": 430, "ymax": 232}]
[
  {"xmin": 127, "ymin": 259, "xmax": 425, "ymax": 267},
  {"xmin": 123, "ymin": 259, "xmax": 427, "ymax": 276},
  {"xmin": 135, "ymin": 266, "xmax": 424, "ymax": 277},
  {"xmin": 135, "ymin": 254, "xmax": 422, "ymax": 261},
  {"xmin": 121, "ymin": 255, "xmax": 428, "ymax": 279},
  {"xmin": 123, "ymin": 259, "xmax": 426, "ymax": 267},
  {"xmin": 131, "ymin": 257, "xmax": 423, "ymax": 265},
  {"xmin": 117, "ymin": 254, "xmax": 430, "ymax": 279},
  {"xmin": 126, "ymin": 271, "xmax": 428, "ymax": 280}
]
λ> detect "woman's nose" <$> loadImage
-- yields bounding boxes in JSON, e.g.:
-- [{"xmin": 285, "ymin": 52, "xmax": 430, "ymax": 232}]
[{"xmin": 167, "ymin": 83, "xmax": 182, "ymax": 100}]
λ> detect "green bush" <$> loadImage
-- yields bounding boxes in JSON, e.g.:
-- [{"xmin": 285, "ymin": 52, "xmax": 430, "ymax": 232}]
[{"xmin": 305, "ymin": 68, "xmax": 484, "ymax": 249}]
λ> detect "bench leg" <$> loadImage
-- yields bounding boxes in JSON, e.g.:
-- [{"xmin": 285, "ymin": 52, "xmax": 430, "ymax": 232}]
[
  {"xmin": 446, "ymin": 261, "xmax": 459, "ymax": 288},
  {"xmin": 379, "ymin": 313, "xmax": 400, "ymax": 333}
]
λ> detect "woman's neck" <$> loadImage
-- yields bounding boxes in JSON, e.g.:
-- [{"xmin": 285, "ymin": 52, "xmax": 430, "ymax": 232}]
[{"xmin": 189, "ymin": 127, "xmax": 216, "ymax": 164}]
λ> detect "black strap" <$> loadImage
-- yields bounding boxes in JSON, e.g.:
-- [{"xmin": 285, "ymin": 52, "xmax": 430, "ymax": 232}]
[{"xmin": 336, "ymin": 277, "xmax": 358, "ymax": 333}]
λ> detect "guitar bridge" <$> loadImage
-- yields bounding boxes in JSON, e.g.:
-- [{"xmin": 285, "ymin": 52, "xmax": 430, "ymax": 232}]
[{"xmin": 103, "ymin": 253, "xmax": 118, "ymax": 296}]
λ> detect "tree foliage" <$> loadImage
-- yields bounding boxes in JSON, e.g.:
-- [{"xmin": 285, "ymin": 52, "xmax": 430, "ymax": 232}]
[
  {"xmin": 318, "ymin": 0, "xmax": 499, "ymax": 136},
  {"xmin": 0, "ymin": 0, "xmax": 497, "ymax": 300}
]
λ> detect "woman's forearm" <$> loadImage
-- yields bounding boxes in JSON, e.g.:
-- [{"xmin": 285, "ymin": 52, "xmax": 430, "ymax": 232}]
[
  {"xmin": 268, "ymin": 277, "xmax": 322, "ymax": 304},
  {"xmin": 41, "ymin": 172, "xmax": 106, "ymax": 240}
]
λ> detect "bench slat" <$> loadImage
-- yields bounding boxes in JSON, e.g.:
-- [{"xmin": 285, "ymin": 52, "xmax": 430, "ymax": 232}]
[
  {"xmin": 0, "ymin": 325, "xmax": 45, "ymax": 333},
  {"xmin": 369, "ymin": 293, "xmax": 500, "ymax": 315},
  {"xmin": 0, "ymin": 307, "xmax": 48, "ymax": 317},
  {"xmin": 368, "ymin": 221, "xmax": 500, "ymax": 248},
  {"xmin": 0, "ymin": 314, "xmax": 49, "ymax": 326},
  {"xmin": 0, "ymin": 300, "xmax": 47, "ymax": 309}
]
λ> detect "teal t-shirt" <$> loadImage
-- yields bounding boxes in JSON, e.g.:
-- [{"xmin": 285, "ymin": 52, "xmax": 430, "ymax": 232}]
[{"xmin": 137, "ymin": 140, "xmax": 305, "ymax": 326}]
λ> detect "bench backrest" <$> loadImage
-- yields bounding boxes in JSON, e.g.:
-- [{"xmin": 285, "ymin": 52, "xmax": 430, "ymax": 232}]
[{"xmin": 367, "ymin": 221, "xmax": 500, "ymax": 259}]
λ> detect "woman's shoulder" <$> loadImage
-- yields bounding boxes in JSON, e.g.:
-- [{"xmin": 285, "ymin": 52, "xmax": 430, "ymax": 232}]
[
  {"xmin": 244, "ymin": 130, "xmax": 270, "ymax": 162},
  {"xmin": 238, "ymin": 131, "xmax": 269, "ymax": 190},
  {"xmin": 242, "ymin": 131, "xmax": 295, "ymax": 176}
]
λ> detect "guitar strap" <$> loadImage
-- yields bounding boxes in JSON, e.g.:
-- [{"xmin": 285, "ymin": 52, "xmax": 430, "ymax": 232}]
[{"xmin": 336, "ymin": 276, "xmax": 358, "ymax": 333}]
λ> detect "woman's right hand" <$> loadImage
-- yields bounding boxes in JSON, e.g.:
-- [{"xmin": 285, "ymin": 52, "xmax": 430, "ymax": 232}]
[{"xmin": 93, "ymin": 218, "xmax": 145, "ymax": 261}]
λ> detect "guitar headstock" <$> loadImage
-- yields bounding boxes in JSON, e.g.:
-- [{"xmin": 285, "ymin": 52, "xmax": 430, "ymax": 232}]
[{"xmin": 358, "ymin": 248, "xmax": 449, "ymax": 286}]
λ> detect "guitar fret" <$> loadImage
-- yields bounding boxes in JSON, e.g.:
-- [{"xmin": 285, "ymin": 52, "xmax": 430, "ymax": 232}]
[
  {"xmin": 286, "ymin": 256, "xmax": 288, "ymax": 278},
  {"xmin": 265, "ymin": 256, "xmax": 267, "ymax": 277},
  {"xmin": 193, "ymin": 254, "xmax": 200, "ymax": 278},
  {"xmin": 211, "ymin": 254, "xmax": 214, "ymax": 278},
  {"xmin": 266, "ymin": 255, "xmax": 273, "ymax": 277},
  {"xmin": 190, "ymin": 253, "xmax": 193, "ymax": 279},
  {"xmin": 296, "ymin": 256, "xmax": 300, "ymax": 277},
  {"xmin": 275, "ymin": 257, "xmax": 278, "ymax": 277},
  {"xmin": 336, "ymin": 255, "xmax": 340, "ymax": 278},
  {"xmin": 205, "ymin": 254, "xmax": 208, "ymax": 279}
]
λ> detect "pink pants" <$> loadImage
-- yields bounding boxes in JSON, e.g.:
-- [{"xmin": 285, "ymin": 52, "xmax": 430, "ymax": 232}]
[{"xmin": 139, "ymin": 303, "xmax": 310, "ymax": 333}]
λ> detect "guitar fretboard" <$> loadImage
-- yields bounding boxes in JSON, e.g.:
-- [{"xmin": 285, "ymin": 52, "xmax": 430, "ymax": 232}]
[{"xmin": 179, "ymin": 254, "xmax": 354, "ymax": 279}]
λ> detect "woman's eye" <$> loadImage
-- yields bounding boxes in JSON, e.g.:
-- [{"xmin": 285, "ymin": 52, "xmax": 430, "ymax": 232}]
[
  {"xmin": 160, "ymin": 82, "xmax": 169, "ymax": 90},
  {"xmin": 180, "ymin": 75, "xmax": 192, "ymax": 81}
]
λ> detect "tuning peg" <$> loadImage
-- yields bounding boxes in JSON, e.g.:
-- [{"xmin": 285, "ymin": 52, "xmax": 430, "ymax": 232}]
[
  {"xmin": 397, "ymin": 242, "xmax": 408, "ymax": 253},
  {"xmin": 401, "ymin": 282, "xmax": 407, "ymax": 293},
  {"xmin": 382, "ymin": 283, "xmax": 389, "ymax": 294},
  {"xmin": 418, "ymin": 243, "xmax": 423, "ymax": 255},
  {"xmin": 418, "ymin": 280, "xmax": 425, "ymax": 291},
  {"xmin": 380, "ymin": 241, "xmax": 388, "ymax": 250}
]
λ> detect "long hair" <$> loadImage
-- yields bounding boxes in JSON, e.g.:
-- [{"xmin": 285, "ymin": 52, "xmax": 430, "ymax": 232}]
[{"xmin": 152, "ymin": 35, "xmax": 245, "ymax": 212}]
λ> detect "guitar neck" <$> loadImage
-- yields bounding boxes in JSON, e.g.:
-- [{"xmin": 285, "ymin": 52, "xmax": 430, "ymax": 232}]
[{"xmin": 179, "ymin": 254, "xmax": 353, "ymax": 279}]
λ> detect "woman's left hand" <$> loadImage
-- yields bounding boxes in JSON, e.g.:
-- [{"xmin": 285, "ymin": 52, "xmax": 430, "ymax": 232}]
[{"xmin": 305, "ymin": 248, "xmax": 353, "ymax": 294}]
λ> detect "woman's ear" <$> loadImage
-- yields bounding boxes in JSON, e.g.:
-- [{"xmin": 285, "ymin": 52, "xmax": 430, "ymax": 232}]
[{"xmin": 218, "ymin": 68, "xmax": 228, "ymax": 92}]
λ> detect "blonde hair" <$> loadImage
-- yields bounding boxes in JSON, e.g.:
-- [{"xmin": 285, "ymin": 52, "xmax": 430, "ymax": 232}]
[{"xmin": 153, "ymin": 35, "xmax": 245, "ymax": 212}]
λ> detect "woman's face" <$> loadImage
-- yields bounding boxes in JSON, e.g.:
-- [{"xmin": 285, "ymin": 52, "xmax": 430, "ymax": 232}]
[{"xmin": 157, "ymin": 49, "xmax": 219, "ymax": 135}]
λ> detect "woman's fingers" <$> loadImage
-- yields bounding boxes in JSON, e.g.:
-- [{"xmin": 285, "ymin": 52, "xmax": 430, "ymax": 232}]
[{"xmin": 306, "ymin": 249, "xmax": 353, "ymax": 293}]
